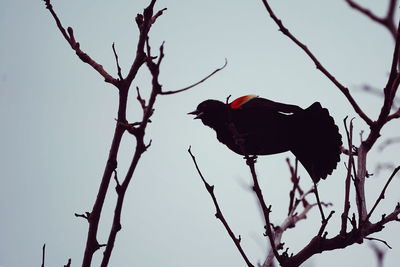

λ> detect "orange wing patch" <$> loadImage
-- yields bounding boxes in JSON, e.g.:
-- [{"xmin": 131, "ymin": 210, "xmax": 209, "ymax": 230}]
[{"xmin": 230, "ymin": 94, "xmax": 257, "ymax": 109}]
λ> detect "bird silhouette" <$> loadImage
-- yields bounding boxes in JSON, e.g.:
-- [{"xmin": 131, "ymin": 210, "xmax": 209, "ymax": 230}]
[{"xmin": 189, "ymin": 95, "xmax": 342, "ymax": 182}]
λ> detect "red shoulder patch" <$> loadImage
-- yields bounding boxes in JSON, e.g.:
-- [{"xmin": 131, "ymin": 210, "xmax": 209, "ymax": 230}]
[{"xmin": 230, "ymin": 94, "xmax": 257, "ymax": 109}]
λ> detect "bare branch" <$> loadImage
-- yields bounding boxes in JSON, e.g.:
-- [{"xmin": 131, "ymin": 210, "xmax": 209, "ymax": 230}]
[
  {"xmin": 366, "ymin": 165, "xmax": 400, "ymax": 222},
  {"xmin": 112, "ymin": 43, "xmax": 123, "ymax": 80},
  {"xmin": 263, "ymin": 186, "xmax": 317, "ymax": 267},
  {"xmin": 341, "ymin": 117, "xmax": 355, "ymax": 235},
  {"xmin": 125, "ymin": 1, "xmax": 164, "ymax": 86},
  {"xmin": 317, "ymin": 210, "xmax": 335, "ymax": 237},
  {"xmin": 387, "ymin": 107, "xmax": 400, "ymax": 121},
  {"xmin": 363, "ymin": 18, "xmax": 400, "ymax": 151},
  {"xmin": 41, "ymin": 244, "xmax": 45, "ymax": 267},
  {"xmin": 355, "ymin": 144, "xmax": 368, "ymax": 223},
  {"xmin": 313, "ymin": 182, "xmax": 326, "ymax": 223},
  {"xmin": 42, "ymin": 0, "xmax": 118, "ymax": 86},
  {"xmin": 188, "ymin": 146, "xmax": 254, "ymax": 267},
  {"xmin": 366, "ymin": 237, "xmax": 392, "ymax": 249},
  {"xmin": 287, "ymin": 158, "xmax": 299, "ymax": 215},
  {"xmin": 74, "ymin": 212, "xmax": 90, "ymax": 221},
  {"xmin": 101, "ymin": 43, "xmax": 162, "ymax": 267},
  {"xmin": 160, "ymin": 58, "xmax": 228, "ymax": 95},
  {"xmin": 259, "ymin": 0, "xmax": 373, "ymax": 125},
  {"xmin": 151, "ymin": 8, "xmax": 167, "ymax": 24},
  {"xmin": 345, "ymin": 0, "xmax": 397, "ymax": 38},
  {"xmin": 64, "ymin": 258, "xmax": 71, "ymax": 267},
  {"xmin": 113, "ymin": 169, "xmax": 121, "ymax": 193}
]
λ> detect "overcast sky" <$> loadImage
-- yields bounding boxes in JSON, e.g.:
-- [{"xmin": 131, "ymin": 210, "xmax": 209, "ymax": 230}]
[{"xmin": 1, "ymin": 0, "xmax": 399, "ymax": 267}]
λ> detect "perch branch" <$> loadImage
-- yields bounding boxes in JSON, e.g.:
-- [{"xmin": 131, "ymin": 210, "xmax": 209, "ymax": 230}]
[
  {"xmin": 188, "ymin": 147, "xmax": 254, "ymax": 267},
  {"xmin": 224, "ymin": 101, "xmax": 283, "ymax": 265}
]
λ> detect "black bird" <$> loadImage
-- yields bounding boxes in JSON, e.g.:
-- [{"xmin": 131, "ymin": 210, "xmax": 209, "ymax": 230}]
[{"xmin": 189, "ymin": 95, "xmax": 342, "ymax": 183}]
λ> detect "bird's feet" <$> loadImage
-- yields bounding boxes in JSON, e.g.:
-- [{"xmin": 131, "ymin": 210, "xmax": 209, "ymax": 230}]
[{"xmin": 245, "ymin": 155, "xmax": 258, "ymax": 165}]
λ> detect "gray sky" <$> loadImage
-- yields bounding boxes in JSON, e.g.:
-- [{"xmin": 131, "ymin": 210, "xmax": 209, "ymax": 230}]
[{"xmin": 1, "ymin": 0, "xmax": 399, "ymax": 266}]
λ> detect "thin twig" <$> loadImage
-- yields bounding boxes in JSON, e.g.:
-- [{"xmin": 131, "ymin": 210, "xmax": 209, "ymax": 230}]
[
  {"xmin": 41, "ymin": 244, "xmax": 45, "ymax": 267},
  {"xmin": 151, "ymin": 8, "xmax": 167, "ymax": 24},
  {"xmin": 263, "ymin": 185, "xmax": 316, "ymax": 267},
  {"xmin": 188, "ymin": 147, "xmax": 254, "ymax": 267},
  {"xmin": 313, "ymin": 182, "xmax": 326, "ymax": 224},
  {"xmin": 363, "ymin": 17, "xmax": 400, "ymax": 151},
  {"xmin": 341, "ymin": 117, "xmax": 354, "ymax": 235},
  {"xmin": 387, "ymin": 107, "xmax": 400, "ymax": 121},
  {"xmin": 160, "ymin": 58, "xmax": 228, "ymax": 95},
  {"xmin": 287, "ymin": 158, "xmax": 299, "ymax": 215},
  {"xmin": 64, "ymin": 258, "xmax": 71, "ymax": 267},
  {"xmin": 112, "ymin": 43, "xmax": 123, "ymax": 80},
  {"xmin": 136, "ymin": 86, "xmax": 147, "ymax": 110},
  {"xmin": 317, "ymin": 210, "xmax": 335, "ymax": 238},
  {"xmin": 345, "ymin": 0, "xmax": 397, "ymax": 38},
  {"xmin": 365, "ymin": 165, "xmax": 400, "ymax": 222},
  {"xmin": 366, "ymin": 237, "xmax": 392, "ymax": 249},
  {"xmin": 74, "ymin": 212, "xmax": 90, "ymax": 221},
  {"xmin": 42, "ymin": 0, "xmax": 118, "ymax": 86}
]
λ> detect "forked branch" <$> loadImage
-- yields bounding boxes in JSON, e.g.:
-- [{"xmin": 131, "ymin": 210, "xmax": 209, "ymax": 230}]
[{"xmin": 345, "ymin": 0, "xmax": 397, "ymax": 39}]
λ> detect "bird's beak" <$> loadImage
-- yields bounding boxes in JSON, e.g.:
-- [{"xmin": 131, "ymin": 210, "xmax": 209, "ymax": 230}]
[{"xmin": 188, "ymin": 110, "xmax": 203, "ymax": 119}]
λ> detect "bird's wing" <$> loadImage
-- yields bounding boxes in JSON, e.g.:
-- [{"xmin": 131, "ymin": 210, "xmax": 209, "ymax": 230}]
[{"xmin": 230, "ymin": 95, "xmax": 303, "ymax": 114}]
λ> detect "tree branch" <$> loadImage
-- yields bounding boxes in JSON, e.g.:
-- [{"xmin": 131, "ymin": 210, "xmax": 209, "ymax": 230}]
[
  {"xmin": 112, "ymin": 43, "xmax": 123, "ymax": 80},
  {"xmin": 125, "ymin": 1, "xmax": 165, "ymax": 87},
  {"xmin": 160, "ymin": 58, "xmax": 228, "ymax": 95},
  {"xmin": 345, "ymin": 0, "xmax": 397, "ymax": 39},
  {"xmin": 366, "ymin": 237, "xmax": 392, "ymax": 249},
  {"xmin": 42, "ymin": 0, "xmax": 118, "ymax": 86},
  {"xmin": 259, "ymin": 0, "xmax": 373, "ymax": 126},
  {"xmin": 341, "ymin": 117, "xmax": 355, "ymax": 235},
  {"xmin": 263, "ymin": 169, "xmax": 317, "ymax": 267},
  {"xmin": 363, "ymin": 17, "xmax": 400, "ymax": 151},
  {"xmin": 100, "ymin": 30, "xmax": 165, "ymax": 267},
  {"xmin": 41, "ymin": 244, "xmax": 45, "ymax": 267},
  {"xmin": 365, "ymin": 165, "xmax": 400, "ymax": 222},
  {"xmin": 188, "ymin": 147, "xmax": 254, "ymax": 267},
  {"xmin": 223, "ymin": 101, "xmax": 283, "ymax": 265}
]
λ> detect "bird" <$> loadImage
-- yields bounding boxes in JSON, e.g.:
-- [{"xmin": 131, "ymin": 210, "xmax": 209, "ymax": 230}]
[{"xmin": 188, "ymin": 94, "xmax": 342, "ymax": 183}]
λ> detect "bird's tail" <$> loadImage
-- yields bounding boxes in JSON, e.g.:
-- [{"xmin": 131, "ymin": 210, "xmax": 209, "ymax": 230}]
[{"xmin": 290, "ymin": 102, "xmax": 342, "ymax": 182}]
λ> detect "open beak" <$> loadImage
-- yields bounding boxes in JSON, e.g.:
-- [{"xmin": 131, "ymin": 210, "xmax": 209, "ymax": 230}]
[{"xmin": 188, "ymin": 110, "xmax": 203, "ymax": 119}]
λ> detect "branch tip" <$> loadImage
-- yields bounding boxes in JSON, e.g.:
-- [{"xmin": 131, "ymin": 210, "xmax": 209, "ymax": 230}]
[{"xmin": 160, "ymin": 59, "xmax": 228, "ymax": 95}]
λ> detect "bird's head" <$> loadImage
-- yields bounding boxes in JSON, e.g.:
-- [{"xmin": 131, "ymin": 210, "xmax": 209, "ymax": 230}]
[{"xmin": 188, "ymin": 99, "xmax": 227, "ymax": 129}]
